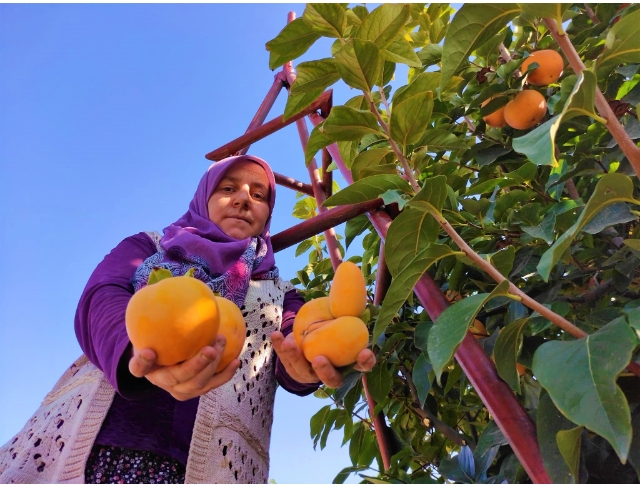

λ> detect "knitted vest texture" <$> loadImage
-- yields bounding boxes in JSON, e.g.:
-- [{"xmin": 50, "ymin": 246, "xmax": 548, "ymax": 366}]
[{"xmin": 0, "ymin": 277, "xmax": 292, "ymax": 484}]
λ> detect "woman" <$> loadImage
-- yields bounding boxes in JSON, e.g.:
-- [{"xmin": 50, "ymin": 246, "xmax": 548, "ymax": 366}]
[{"xmin": 0, "ymin": 155, "xmax": 375, "ymax": 484}]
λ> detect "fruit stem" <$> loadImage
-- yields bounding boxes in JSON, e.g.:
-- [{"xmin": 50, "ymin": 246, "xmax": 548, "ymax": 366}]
[{"xmin": 544, "ymin": 17, "xmax": 640, "ymax": 178}]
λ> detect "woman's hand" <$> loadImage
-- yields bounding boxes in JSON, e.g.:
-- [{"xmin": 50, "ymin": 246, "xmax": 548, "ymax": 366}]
[
  {"xmin": 271, "ymin": 331, "xmax": 376, "ymax": 389},
  {"xmin": 128, "ymin": 334, "xmax": 240, "ymax": 401}
]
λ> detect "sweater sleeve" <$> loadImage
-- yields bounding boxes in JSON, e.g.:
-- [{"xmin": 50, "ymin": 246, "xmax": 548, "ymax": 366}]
[
  {"xmin": 275, "ymin": 289, "xmax": 322, "ymax": 396},
  {"xmin": 74, "ymin": 232, "xmax": 158, "ymax": 398}
]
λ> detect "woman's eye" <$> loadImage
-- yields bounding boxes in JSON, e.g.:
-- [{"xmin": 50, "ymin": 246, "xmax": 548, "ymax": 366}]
[{"xmin": 253, "ymin": 193, "xmax": 265, "ymax": 200}]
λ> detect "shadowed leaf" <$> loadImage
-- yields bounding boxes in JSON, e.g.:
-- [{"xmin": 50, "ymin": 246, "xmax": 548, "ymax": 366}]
[
  {"xmin": 266, "ymin": 18, "xmax": 321, "ymax": 69},
  {"xmin": 533, "ymin": 317, "xmax": 635, "ymax": 461},
  {"xmin": 323, "ymin": 174, "xmax": 411, "ymax": 207}
]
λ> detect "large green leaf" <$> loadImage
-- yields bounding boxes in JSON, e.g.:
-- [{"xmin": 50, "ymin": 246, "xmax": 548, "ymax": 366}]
[
  {"xmin": 390, "ymin": 81, "xmax": 434, "ymax": 147},
  {"xmin": 351, "ymin": 148, "xmax": 396, "ymax": 181},
  {"xmin": 304, "ymin": 123, "xmax": 334, "ymax": 165},
  {"xmin": 373, "ymin": 244, "xmax": 461, "ymax": 343},
  {"xmin": 493, "ymin": 318, "xmax": 529, "ymax": 394},
  {"xmin": 381, "ymin": 35, "xmax": 422, "ymax": 68},
  {"xmin": 537, "ymin": 391, "xmax": 579, "ymax": 483},
  {"xmin": 440, "ymin": 4, "xmax": 520, "ymax": 92},
  {"xmin": 322, "ymin": 105, "xmax": 383, "ymax": 141},
  {"xmin": 323, "ymin": 174, "xmax": 411, "ymax": 207},
  {"xmin": 597, "ymin": 8, "xmax": 640, "ymax": 74},
  {"xmin": 417, "ymin": 129, "xmax": 469, "ymax": 152},
  {"xmin": 303, "ymin": 4, "xmax": 347, "ymax": 38},
  {"xmin": 512, "ymin": 70, "xmax": 603, "ymax": 167},
  {"xmin": 335, "ymin": 39, "xmax": 384, "ymax": 92},
  {"xmin": 284, "ymin": 90, "xmax": 325, "ymax": 121},
  {"xmin": 385, "ymin": 207, "xmax": 440, "ymax": 278},
  {"xmin": 290, "ymin": 59, "xmax": 340, "ymax": 95},
  {"xmin": 428, "ymin": 280, "xmax": 515, "ymax": 384},
  {"xmin": 532, "ymin": 318, "xmax": 635, "ymax": 461},
  {"xmin": 407, "ymin": 175, "xmax": 448, "ymax": 218},
  {"xmin": 266, "ymin": 18, "xmax": 321, "ymax": 69},
  {"xmin": 354, "ymin": 4, "xmax": 411, "ymax": 49},
  {"xmin": 538, "ymin": 173, "xmax": 640, "ymax": 281}
]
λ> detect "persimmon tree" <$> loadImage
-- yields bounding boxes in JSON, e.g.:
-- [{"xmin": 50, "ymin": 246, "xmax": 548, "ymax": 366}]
[{"xmin": 267, "ymin": 3, "xmax": 640, "ymax": 483}]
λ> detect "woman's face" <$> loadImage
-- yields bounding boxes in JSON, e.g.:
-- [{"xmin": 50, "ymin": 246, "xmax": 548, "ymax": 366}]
[{"xmin": 207, "ymin": 161, "xmax": 271, "ymax": 239}]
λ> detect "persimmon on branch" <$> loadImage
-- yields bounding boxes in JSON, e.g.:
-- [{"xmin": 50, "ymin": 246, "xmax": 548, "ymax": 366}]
[
  {"xmin": 361, "ymin": 79, "xmax": 587, "ymax": 339},
  {"xmin": 543, "ymin": 17, "xmax": 640, "ymax": 178}
]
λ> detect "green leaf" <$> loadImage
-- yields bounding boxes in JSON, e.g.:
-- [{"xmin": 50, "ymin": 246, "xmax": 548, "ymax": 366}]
[
  {"xmin": 597, "ymin": 8, "xmax": 640, "ymax": 74},
  {"xmin": 310, "ymin": 405, "xmax": 332, "ymax": 448},
  {"xmin": 351, "ymin": 148, "xmax": 396, "ymax": 181},
  {"xmin": 390, "ymin": 79, "xmax": 434, "ymax": 147},
  {"xmin": 147, "ymin": 268, "xmax": 173, "ymax": 285},
  {"xmin": 407, "ymin": 175, "xmax": 448, "ymax": 218},
  {"xmin": 440, "ymin": 4, "xmax": 520, "ymax": 92},
  {"xmin": 538, "ymin": 173, "xmax": 640, "ymax": 281},
  {"xmin": 412, "ymin": 353, "xmax": 432, "ymax": 408},
  {"xmin": 380, "ymin": 189, "xmax": 410, "ymax": 210},
  {"xmin": 490, "ymin": 245, "xmax": 516, "ymax": 282},
  {"xmin": 303, "ymin": 3, "xmax": 347, "ymax": 38},
  {"xmin": 465, "ymin": 177, "xmax": 519, "ymax": 197},
  {"xmin": 323, "ymin": 174, "xmax": 411, "ymax": 207},
  {"xmin": 519, "ymin": 4, "xmax": 571, "ymax": 22},
  {"xmin": 333, "ymin": 466, "xmax": 370, "ymax": 484},
  {"xmin": 582, "ymin": 202, "xmax": 638, "ymax": 234},
  {"xmin": 335, "ymin": 39, "xmax": 384, "ymax": 92},
  {"xmin": 355, "ymin": 4, "xmax": 411, "ymax": 49},
  {"xmin": 493, "ymin": 318, "xmax": 529, "ymax": 393},
  {"xmin": 512, "ymin": 70, "xmax": 603, "ymax": 167},
  {"xmin": 366, "ymin": 362, "xmax": 393, "ymax": 403},
  {"xmin": 557, "ymin": 426, "xmax": 584, "ymax": 484},
  {"xmin": 381, "ymin": 35, "xmax": 422, "ymax": 68},
  {"xmin": 374, "ymin": 209, "xmax": 430, "ymax": 262},
  {"xmin": 374, "ymin": 244, "xmax": 461, "ymax": 343},
  {"xmin": 321, "ymin": 105, "xmax": 382, "ymax": 141},
  {"xmin": 532, "ymin": 318, "xmax": 635, "ymax": 461},
  {"xmin": 522, "ymin": 213, "xmax": 556, "ymax": 245},
  {"xmin": 414, "ymin": 321, "xmax": 433, "ymax": 354},
  {"xmin": 417, "ymin": 44, "xmax": 443, "ymax": 67},
  {"xmin": 417, "ymin": 129, "xmax": 468, "ymax": 152},
  {"xmin": 304, "ymin": 123, "xmax": 334, "ymax": 165},
  {"xmin": 537, "ymin": 391, "xmax": 579, "ymax": 483},
  {"xmin": 184, "ymin": 267, "xmax": 196, "ymax": 278},
  {"xmin": 284, "ymin": 90, "xmax": 325, "ymax": 122},
  {"xmin": 428, "ymin": 280, "xmax": 515, "ymax": 385},
  {"xmin": 266, "ymin": 18, "xmax": 321, "ymax": 70},
  {"xmin": 290, "ymin": 59, "xmax": 340, "ymax": 95},
  {"xmin": 345, "ymin": 213, "xmax": 371, "ymax": 250}
]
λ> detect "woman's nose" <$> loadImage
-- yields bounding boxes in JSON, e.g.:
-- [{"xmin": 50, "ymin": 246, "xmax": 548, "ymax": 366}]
[{"xmin": 233, "ymin": 186, "xmax": 251, "ymax": 206}]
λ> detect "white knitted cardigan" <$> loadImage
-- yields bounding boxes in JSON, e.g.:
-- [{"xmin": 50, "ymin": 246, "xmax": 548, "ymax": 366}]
[{"xmin": 0, "ymin": 277, "xmax": 294, "ymax": 484}]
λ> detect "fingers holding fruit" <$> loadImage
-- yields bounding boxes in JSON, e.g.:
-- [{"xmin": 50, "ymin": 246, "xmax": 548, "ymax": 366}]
[
  {"xmin": 125, "ymin": 268, "xmax": 247, "ymax": 398},
  {"xmin": 271, "ymin": 331, "xmax": 320, "ymax": 384}
]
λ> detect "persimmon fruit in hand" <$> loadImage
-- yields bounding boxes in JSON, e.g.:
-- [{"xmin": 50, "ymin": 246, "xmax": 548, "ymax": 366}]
[
  {"xmin": 213, "ymin": 295, "xmax": 246, "ymax": 372},
  {"xmin": 521, "ymin": 49, "xmax": 564, "ymax": 86},
  {"xmin": 293, "ymin": 262, "xmax": 370, "ymax": 367},
  {"xmin": 504, "ymin": 90, "xmax": 547, "ymax": 130},
  {"xmin": 126, "ymin": 275, "xmax": 220, "ymax": 366}
]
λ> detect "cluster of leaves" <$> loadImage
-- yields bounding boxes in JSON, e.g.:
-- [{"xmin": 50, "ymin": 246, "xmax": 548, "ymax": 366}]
[{"xmin": 267, "ymin": 3, "xmax": 640, "ymax": 484}]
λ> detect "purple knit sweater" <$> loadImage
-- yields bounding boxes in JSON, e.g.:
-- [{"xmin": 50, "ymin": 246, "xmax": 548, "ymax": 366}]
[{"xmin": 74, "ymin": 232, "xmax": 318, "ymax": 466}]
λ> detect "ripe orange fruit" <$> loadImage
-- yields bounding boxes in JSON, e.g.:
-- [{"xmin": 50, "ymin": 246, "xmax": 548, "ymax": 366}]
[
  {"xmin": 296, "ymin": 316, "xmax": 370, "ymax": 367},
  {"xmin": 292, "ymin": 261, "xmax": 371, "ymax": 367},
  {"xmin": 329, "ymin": 261, "xmax": 367, "ymax": 317},
  {"xmin": 213, "ymin": 296, "xmax": 247, "ymax": 372},
  {"xmin": 521, "ymin": 49, "xmax": 564, "ymax": 86},
  {"xmin": 504, "ymin": 90, "xmax": 547, "ymax": 130},
  {"xmin": 481, "ymin": 97, "xmax": 507, "ymax": 128},
  {"xmin": 126, "ymin": 276, "xmax": 220, "ymax": 366}
]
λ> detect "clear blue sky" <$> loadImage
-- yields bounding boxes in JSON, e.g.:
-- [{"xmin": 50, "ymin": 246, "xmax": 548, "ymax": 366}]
[{"xmin": 0, "ymin": 3, "xmax": 393, "ymax": 483}]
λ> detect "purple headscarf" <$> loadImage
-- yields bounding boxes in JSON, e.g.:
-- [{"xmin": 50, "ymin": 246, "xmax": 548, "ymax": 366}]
[{"xmin": 132, "ymin": 155, "xmax": 279, "ymax": 307}]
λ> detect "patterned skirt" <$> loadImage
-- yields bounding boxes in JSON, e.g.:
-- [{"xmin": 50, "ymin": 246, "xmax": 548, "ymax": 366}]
[{"xmin": 84, "ymin": 444, "xmax": 186, "ymax": 484}]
